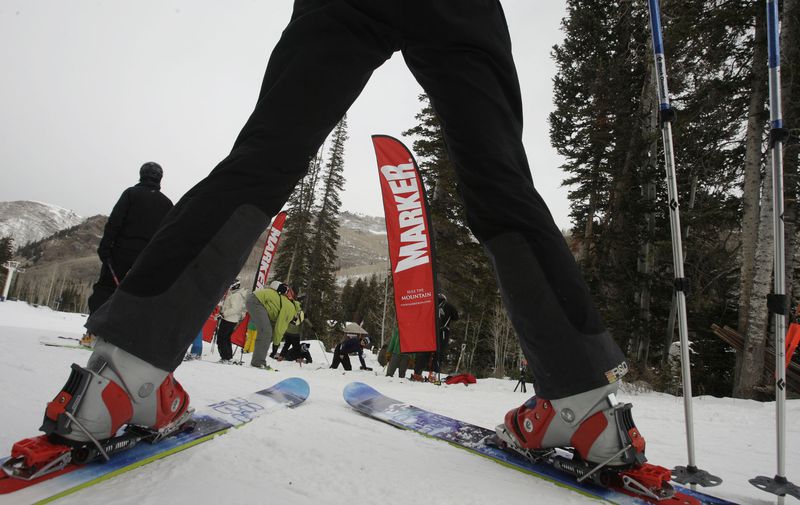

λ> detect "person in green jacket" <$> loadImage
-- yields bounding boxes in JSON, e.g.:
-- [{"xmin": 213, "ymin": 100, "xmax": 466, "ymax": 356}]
[
  {"xmin": 245, "ymin": 281, "xmax": 296, "ymax": 369},
  {"xmin": 277, "ymin": 289, "xmax": 305, "ymax": 362},
  {"xmin": 385, "ymin": 327, "xmax": 411, "ymax": 379}
]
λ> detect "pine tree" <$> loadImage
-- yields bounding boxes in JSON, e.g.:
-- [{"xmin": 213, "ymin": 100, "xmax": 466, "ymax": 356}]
[
  {"xmin": 550, "ymin": 0, "xmax": 752, "ymax": 394},
  {"xmin": 0, "ymin": 236, "xmax": 14, "ymax": 296},
  {"xmin": 304, "ymin": 116, "xmax": 348, "ymax": 344},
  {"xmin": 273, "ymin": 149, "xmax": 324, "ymax": 291}
]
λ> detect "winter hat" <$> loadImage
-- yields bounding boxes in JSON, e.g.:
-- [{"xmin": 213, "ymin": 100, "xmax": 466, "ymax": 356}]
[{"xmin": 139, "ymin": 162, "xmax": 163, "ymax": 183}]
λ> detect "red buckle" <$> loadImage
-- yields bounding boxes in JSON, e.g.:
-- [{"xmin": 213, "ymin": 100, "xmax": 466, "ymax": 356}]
[
  {"xmin": 45, "ymin": 391, "xmax": 73, "ymax": 422},
  {"xmin": 628, "ymin": 427, "xmax": 646, "ymax": 454},
  {"xmin": 11, "ymin": 436, "xmax": 71, "ymax": 468}
]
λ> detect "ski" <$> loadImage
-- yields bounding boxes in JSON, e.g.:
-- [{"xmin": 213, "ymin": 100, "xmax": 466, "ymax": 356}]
[
  {"xmin": 0, "ymin": 377, "xmax": 309, "ymax": 504},
  {"xmin": 38, "ymin": 336, "xmax": 90, "ymax": 351},
  {"xmin": 342, "ymin": 382, "xmax": 739, "ymax": 505}
]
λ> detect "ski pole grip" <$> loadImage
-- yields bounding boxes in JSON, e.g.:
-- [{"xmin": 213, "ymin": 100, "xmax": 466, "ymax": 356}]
[
  {"xmin": 659, "ymin": 107, "xmax": 676, "ymax": 126},
  {"xmin": 768, "ymin": 127, "xmax": 790, "ymax": 148},
  {"xmin": 767, "ymin": 293, "xmax": 789, "ymax": 315},
  {"xmin": 673, "ymin": 277, "xmax": 690, "ymax": 295}
]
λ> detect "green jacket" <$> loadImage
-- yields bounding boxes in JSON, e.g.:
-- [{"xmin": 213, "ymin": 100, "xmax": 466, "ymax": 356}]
[
  {"xmin": 387, "ymin": 327, "xmax": 404, "ymax": 354},
  {"xmin": 253, "ymin": 288, "xmax": 297, "ymax": 345},
  {"xmin": 286, "ymin": 300, "xmax": 304, "ymax": 336}
]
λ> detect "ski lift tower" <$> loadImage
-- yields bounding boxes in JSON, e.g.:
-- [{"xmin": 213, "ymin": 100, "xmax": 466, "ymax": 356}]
[{"xmin": 2, "ymin": 261, "xmax": 22, "ymax": 301}]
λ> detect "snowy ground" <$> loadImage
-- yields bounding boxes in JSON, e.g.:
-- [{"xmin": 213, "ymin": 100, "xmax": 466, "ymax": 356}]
[{"xmin": 0, "ymin": 300, "xmax": 798, "ymax": 505}]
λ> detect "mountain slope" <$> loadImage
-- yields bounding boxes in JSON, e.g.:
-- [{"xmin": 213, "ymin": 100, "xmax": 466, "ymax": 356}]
[{"xmin": 0, "ymin": 201, "xmax": 84, "ymax": 248}]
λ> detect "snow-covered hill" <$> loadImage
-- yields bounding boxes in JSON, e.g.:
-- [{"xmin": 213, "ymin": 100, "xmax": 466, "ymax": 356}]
[
  {"xmin": 0, "ymin": 201, "xmax": 84, "ymax": 248},
  {"xmin": 0, "ymin": 300, "xmax": 797, "ymax": 505}
]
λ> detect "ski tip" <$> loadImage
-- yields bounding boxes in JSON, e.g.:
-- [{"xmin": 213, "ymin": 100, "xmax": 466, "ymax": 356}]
[
  {"xmin": 275, "ymin": 377, "xmax": 310, "ymax": 399},
  {"xmin": 343, "ymin": 382, "xmax": 377, "ymax": 402}
]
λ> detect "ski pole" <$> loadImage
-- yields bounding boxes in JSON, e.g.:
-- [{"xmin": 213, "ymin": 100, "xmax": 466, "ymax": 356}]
[
  {"xmin": 454, "ymin": 342, "xmax": 466, "ymax": 375},
  {"xmin": 106, "ymin": 261, "xmax": 120, "ymax": 287},
  {"xmin": 645, "ymin": 0, "xmax": 720, "ymax": 488},
  {"xmin": 317, "ymin": 339, "xmax": 331, "ymax": 366},
  {"xmin": 749, "ymin": 1, "xmax": 799, "ymax": 501}
]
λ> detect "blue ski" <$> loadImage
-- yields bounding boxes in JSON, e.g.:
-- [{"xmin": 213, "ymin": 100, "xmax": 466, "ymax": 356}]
[
  {"xmin": 343, "ymin": 382, "xmax": 739, "ymax": 505},
  {"xmin": 1, "ymin": 377, "xmax": 309, "ymax": 505}
]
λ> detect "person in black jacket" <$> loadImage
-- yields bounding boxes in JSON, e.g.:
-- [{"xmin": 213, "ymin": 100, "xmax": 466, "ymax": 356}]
[
  {"xmin": 330, "ymin": 336, "xmax": 372, "ymax": 371},
  {"xmin": 412, "ymin": 293, "xmax": 459, "ymax": 381},
  {"xmin": 86, "ymin": 162, "xmax": 173, "ymax": 318}
]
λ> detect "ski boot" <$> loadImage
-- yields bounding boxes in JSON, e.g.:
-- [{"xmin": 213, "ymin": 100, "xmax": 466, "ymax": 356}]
[
  {"xmin": 3, "ymin": 340, "xmax": 191, "ymax": 480},
  {"xmin": 79, "ymin": 333, "xmax": 96, "ymax": 348},
  {"xmin": 41, "ymin": 339, "xmax": 191, "ymax": 444},
  {"xmin": 496, "ymin": 382, "xmax": 644, "ymax": 466},
  {"xmin": 494, "ymin": 383, "xmax": 687, "ymax": 503}
]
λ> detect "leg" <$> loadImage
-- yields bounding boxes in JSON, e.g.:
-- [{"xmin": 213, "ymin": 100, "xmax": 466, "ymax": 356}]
[
  {"xmin": 216, "ymin": 319, "xmax": 236, "ymax": 360},
  {"xmin": 245, "ymin": 294, "xmax": 274, "ymax": 367},
  {"xmin": 189, "ymin": 331, "xmax": 203, "ymax": 357},
  {"xmin": 386, "ymin": 354, "xmax": 400, "ymax": 377},
  {"xmin": 402, "ymin": 3, "xmax": 624, "ymax": 399},
  {"xmin": 330, "ymin": 344, "xmax": 342, "ymax": 369},
  {"xmin": 284, "ymin": 334, "xmax": 301, "ymax": 360},
  {"xmin": 86, "ymin": 263, "xmax": 117, "ymax": 315},
  {"xmin": 83, "ymin": 0, "xmax": 400, "ymax": 373},
  {"xmin": 397, "ymin": 354, "xmax": 409, "ymax": 378},
  {"xmin": 402, "ymin": 2, "xmax": 640, "ymax": 467},
  {"xmin": 342, "ymin": 354, "xmax": 352, "ymax": 371},
  {"xmin": 413, "ymin": 352, "xmax": 430, "ymax": 375}
]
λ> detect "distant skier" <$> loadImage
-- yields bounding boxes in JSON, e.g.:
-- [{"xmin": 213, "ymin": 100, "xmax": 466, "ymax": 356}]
[
  {"xmin": 31, "ymin": 1, "xmax": 646, "ymax": 488},
  {"xmin": 385, "ymin": 327, "xmax": 410, "ymax": 379},
  {"xmin": 184, "ymin": 330, "xmax": 204, "ymax": 361},
  {"xmin": 215, "ymin": 278, "xmax": 248, "ymax": 364},
  {"xmin": 246, "ymin": 281, "xmax": 296, "ymax": 369},
  {"xmin": 411, "ymin": 293, "xmax": 459, "ymax": 381},
  {"xmin": 330, "ymin": 335, "xmax": 372, "ymax": 372},
  {"xmin": 277, "ymin": 288, "xmax": 305, "ymax": 362},
  {"xmin": 82, "ymin": 162, "xmax": 172, "ymax": 347}
]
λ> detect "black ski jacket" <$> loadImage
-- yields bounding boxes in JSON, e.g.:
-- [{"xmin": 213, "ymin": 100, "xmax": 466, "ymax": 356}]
[{"xmin": 97, "ymin": 181, "xmax": 173, "ymax": 261}]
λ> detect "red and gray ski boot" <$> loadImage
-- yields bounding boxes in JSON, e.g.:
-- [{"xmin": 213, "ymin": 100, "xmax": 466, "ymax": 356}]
[
  {"xmin": 40, "ymin": 339, "xmax": 191, "ymax": 444},
  {"xmin": 3, "ymin": 340, "xmax": 191, "ymax": 480},
  {"xmin": 496, "ymin": 382, "xmax": 645, "ymax": 466},
  {"xmin": 494, "ymin": 383, "xmax": 695, "ymax": 503}
]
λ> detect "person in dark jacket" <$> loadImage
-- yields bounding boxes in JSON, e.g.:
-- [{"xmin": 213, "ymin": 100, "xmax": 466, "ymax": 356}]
[
  {"xmin": 330, "ymin": 335, "xmax": 371, "ymax": 371},
  {"xmin": 87, "ymin": 163, "xmax": 173, "ymax": 314},
  {"xmin": 82, "ymin": 163, "xmax": 173, "ymax": 346},
  {"xmin": 412, "ymin": 293, "xmax": 459, "ymax": 381}
]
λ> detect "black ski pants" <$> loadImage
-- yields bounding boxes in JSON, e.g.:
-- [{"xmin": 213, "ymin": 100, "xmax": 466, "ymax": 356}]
[
  {"xmin": 85, "ymin": 0, "xmax": 625, "ymax": 399},
  {"xmin": 329, "ymin": 344, "xmax": 353, "ymax": 371},
  {"xmin": 279, "ymin": 333, "xmax": 302, "ymax": 360},
  {"xmin": 215, "ymin": 319, "xmax": 237, "ymax": 360}
]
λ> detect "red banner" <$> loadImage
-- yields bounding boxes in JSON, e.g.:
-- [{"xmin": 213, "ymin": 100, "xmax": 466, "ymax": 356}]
[
  {"xmin": 230, "ymin": 211, "xmax": 288, "ymax": 347},
  {"xmin": 252, "ymin": 211, "xmax": 288, "ymax": 291},
  {"xmin": 372, "ymin": 135, "xmax": 437, "ymax": 353}
]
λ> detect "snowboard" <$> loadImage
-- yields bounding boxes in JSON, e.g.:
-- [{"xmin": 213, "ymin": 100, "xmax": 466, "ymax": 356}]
[
  {"xmin": 0, "ymin": 377, "xmax": 310, "ymax": 505},
  {"xmin": 38, "ymin": 336, "xmax": 89, "ymax": 350},
  {"xmin": 342, "ymin": 382, "xmax": 739, "ymax": 505}
]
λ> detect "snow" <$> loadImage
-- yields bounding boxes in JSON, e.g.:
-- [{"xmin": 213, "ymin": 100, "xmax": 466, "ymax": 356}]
[{"xmin": 0, "ymin": 300, "xmax": 798, "ymax": 505}]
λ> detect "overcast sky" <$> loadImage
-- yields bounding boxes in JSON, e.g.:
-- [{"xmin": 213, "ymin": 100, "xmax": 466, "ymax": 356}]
[{"xmin": 0, "ymin": 1, "xmax": 571, "ymax": 230}]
